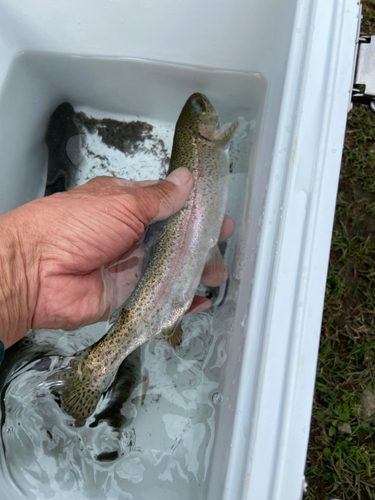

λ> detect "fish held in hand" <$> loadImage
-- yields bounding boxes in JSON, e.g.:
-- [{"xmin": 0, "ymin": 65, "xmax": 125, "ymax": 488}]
[{"xmin": 50, "ymin": 93, "xmax": 239, "ymax": 426}]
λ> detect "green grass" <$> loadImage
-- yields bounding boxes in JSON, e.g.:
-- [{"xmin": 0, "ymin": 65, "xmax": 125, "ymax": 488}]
[{"xmin": 305, "ymin": 3, "xmax": 375, "ymax": 498}]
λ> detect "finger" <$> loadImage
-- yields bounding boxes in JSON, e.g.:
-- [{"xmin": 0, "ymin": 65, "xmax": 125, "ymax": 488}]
[
  {"xmin": 219, "ymin": 215, "xmax": 235, "ymax": 241},
  {"xmin": 200, "ymin": 262, "xmax": 228, "ymax": 287},
  {"xmin": 133, "ymin": 179, "xmax": 161, "ymax": 188},
  {"xmin": 73, "ymin": 170, "xmax": 193, "ymax": 227},
  {"xmin": 138, "ymin": 167, "xmax": 193, "ymax": 223},
  {"xmin": 80, "ymin": 176, "xmax": 134, "ymax": 190},
  {"xmin": 185, "ymin": 296, "xmax": 212, "ymax": 315}
]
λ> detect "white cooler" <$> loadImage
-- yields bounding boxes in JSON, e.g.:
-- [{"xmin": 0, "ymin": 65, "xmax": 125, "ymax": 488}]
[{"xmin": 0, "ymin": 1, "xmax": 361, "ymax": 499}]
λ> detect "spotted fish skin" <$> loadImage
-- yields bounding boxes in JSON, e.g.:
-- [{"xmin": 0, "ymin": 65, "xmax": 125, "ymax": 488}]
[{"xmin": 52, "ymin": 93, "xmax": 238, "ymax": 425}]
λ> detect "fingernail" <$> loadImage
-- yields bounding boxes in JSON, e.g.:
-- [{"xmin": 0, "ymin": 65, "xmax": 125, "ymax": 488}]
[{"xmin": 166, "ymin": 167, "xmax": 192, "ymax": 187}]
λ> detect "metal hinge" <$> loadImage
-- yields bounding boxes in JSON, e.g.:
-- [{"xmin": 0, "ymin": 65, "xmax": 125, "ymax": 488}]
[{"xmin": 352, "ymin": 35, "xmax": 375, "ymax": 112}]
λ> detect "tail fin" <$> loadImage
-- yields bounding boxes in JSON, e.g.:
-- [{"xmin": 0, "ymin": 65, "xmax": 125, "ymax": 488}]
[{"xmin": 49, "ymin": 367, "xmax": 102, "ymax": 427}]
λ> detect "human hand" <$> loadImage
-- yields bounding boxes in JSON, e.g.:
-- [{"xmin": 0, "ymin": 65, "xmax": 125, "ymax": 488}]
[{"xmin": 0, "ymin": 168, "xmax": 234, "ymax": 348}]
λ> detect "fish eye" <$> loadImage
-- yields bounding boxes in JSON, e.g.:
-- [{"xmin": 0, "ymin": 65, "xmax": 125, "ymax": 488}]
[{"xmin": 192, "ymin": 97, "xmax": 206, "ymax": 113}]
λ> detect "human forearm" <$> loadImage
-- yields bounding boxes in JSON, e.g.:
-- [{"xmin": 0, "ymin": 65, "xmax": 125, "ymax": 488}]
[{"xmin": 0, "ymin": 212, "xmax": 40, "ymax": 348}]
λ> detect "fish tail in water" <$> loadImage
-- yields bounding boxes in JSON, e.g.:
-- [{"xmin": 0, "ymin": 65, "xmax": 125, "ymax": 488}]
[{"xmin": 50, "ymin": 365, "xmax": 102, "ymax": 427}]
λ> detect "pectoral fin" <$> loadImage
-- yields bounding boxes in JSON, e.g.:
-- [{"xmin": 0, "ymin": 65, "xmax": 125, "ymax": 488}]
[
  {"xmin": 214, "ymin": 122, "xmax": 239, "ymax": 147},
  {"xmin": 156, "ymin": 320, "xmax": 184, "ymax": 348},
  {"xmin": 199, "ymin": 121, "xmax": 239, "ymax": 147},
  {"xmin": 207, "ymin": 244, "xmax": 224, "ymax": 264},
  {"xmin": 200, "ymin": 244, "xmax": 227, "ymax": 287}
]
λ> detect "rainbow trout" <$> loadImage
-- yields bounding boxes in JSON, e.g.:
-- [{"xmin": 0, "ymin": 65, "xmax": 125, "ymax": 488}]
[{"xmin": 52, "ymin": 93, "xmax": 238, "ymax": 425}]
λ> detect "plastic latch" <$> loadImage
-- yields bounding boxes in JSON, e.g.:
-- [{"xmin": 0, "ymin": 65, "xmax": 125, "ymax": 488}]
[
  {"xmin": 301, "ymin": 476, "xmax": 308, "ymax": 498},
  {"xmin": 352, "ymin": 35, "xmax": 375, "ymax": 113}
]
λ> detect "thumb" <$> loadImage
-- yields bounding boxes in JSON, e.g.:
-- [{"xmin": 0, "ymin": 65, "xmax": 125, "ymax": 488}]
[{"xmin": 138, "ymin": 167, "xmax": 193, "ymax": 223}]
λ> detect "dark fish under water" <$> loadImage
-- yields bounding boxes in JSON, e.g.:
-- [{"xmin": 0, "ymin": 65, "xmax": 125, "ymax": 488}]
[
  {"xmin": 0, "ymin": 333, "xmax": 55, "ymax": 454},
  {"xmin": 88, "ymin": 347, "xmax": 144, "ymax": 430},
  {"xmin": 44, "ymin": 102, "xmax": 81, "ymax": 196}
]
